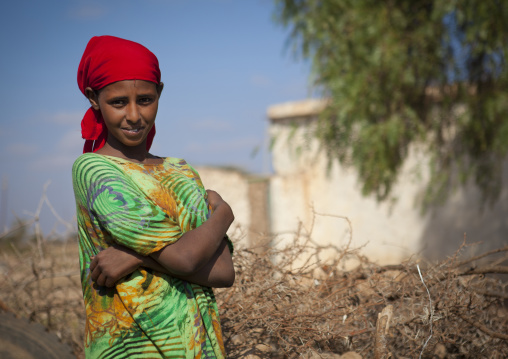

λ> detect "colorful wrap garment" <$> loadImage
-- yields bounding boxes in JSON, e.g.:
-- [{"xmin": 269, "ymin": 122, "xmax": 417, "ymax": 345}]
[{"xmin": 72, "ymin": 152, "xmax": 231, "ymax": 358}]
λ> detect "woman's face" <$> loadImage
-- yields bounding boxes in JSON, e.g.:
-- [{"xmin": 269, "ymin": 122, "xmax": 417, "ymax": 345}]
[{"xmin": 89, "ymin": 80, "xmax": 162, "ymax": 151}]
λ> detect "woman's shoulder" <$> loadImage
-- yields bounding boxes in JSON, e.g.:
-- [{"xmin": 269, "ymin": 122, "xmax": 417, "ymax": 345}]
[
  {"xmin": 73, "ymin": 152, "xmax": 112, "ymax": 168},
  {"xmin": 72, "ymin": 153, "xmax": 125, "ymax": 179},
  {"xmin": 163, "ymin": 156, "xmax": 187, "ymax": 166},
  {"xmin": 163, "ymin": 157, "xmax": 200, "ymax": 176},
  {"xmin": 73, "ymin": 153, "xmax": 200, "ymax": 179}
]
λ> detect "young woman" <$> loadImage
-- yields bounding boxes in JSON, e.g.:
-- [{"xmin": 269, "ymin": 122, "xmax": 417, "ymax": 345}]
[{"xmin": 72, "ymin": 35, "xmax": 235, "ymax": 358}]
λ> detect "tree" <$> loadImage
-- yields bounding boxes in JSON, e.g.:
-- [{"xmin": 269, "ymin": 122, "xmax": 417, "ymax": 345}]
[{"xmin": 274, "ymin": 0, "xmax": 508, "ymax": 206}]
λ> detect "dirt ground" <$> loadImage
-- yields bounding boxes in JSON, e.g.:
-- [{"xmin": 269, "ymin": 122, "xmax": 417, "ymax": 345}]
[{"xmin": 1, "ymin": 236, "xmax": 507, "ymax": 358}]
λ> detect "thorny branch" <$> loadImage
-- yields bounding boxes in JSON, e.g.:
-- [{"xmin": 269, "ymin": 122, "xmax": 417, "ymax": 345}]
[
  {"xmin": 0, "ymin": 194, "xmax": 506, "ymax": 358},
  {"xmin": 216, "ymin": 231, "xmax": 508, "ymax": 358}
]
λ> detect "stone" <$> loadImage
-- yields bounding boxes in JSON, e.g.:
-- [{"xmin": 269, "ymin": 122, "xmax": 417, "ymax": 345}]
[{"xmin": 339, "ymin": 352, "xmax": 363, "ymax": 359}]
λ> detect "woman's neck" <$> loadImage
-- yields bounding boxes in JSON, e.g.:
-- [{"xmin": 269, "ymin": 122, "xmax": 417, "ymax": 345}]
[{"xmin": 96, "ymin": 141, "xmax": 158, "ymax": 164}]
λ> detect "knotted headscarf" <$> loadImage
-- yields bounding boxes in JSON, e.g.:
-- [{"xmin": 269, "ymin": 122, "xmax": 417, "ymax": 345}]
[{"xmin": 77, "ymin": 36, "xmax": 161, "ymax": 153}]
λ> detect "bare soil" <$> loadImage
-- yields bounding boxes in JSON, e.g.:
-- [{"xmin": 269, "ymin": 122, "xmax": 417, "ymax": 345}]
[{"xmin": 1, "ymin": 236, "xmax": 507, "ymax": 358}]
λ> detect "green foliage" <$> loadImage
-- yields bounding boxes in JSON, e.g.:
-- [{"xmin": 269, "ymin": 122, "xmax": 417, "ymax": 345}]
[{"xmin": 274, "ymin": 0, "xmax": 508, "ymax": 205}]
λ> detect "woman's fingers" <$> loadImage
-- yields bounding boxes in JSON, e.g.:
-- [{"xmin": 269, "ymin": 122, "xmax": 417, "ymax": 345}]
[
  {"xmin": 90, "ymin": 255, "xmax": 108, "ymax": 284},
  {"xmin": 104, "ymin": 276, "xmax": 117, "ymax": 288},
  {"xmin": 89, "ymin": 247, "xmax": 141, "ymax": 287},
  {"xmin": 91, "ymin": 263, "xmax": 100, "ymax": 282},
  {"xmin": 91, "ymin": 265, "xmax": 115, "ymax": 287},
  {"xmin": 90, "ymin": 256, "xmax": 96, "ymax": 271},
  {"xmin": 96, "ymin": 272, "xmax": 107, "ymax": 287},
  {"xmin": 206, "ymin": 189, "xmax": 225, "ymax": 211}
]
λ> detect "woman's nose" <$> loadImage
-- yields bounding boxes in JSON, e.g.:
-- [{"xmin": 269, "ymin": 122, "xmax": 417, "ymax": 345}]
[{"xmin": 125, "ymin": 103, "xmax": 141, "ymax": 122}]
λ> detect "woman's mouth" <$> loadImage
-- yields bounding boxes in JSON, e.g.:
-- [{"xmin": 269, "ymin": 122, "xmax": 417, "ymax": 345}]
[{"xmin": 122, "ymin": 127, "xmax": 144, "ymax": 134}]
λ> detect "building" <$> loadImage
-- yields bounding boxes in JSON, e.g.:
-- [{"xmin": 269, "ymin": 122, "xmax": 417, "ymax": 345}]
[{"xmin": 198, "ymin": 99, "xmax": 508, "ymax": 265}]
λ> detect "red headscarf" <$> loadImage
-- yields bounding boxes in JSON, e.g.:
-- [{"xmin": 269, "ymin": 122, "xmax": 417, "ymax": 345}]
[{"xmin": 77, "ymin": 36, "xmax": 161, "ymax": 153}]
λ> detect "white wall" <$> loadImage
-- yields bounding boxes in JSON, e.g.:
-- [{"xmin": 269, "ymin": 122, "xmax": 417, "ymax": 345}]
[
  {"xmin": 267, "ymin": 99, "xmax": 508, "ymax": 265},
  {"xmin": 195, "ymin": 166, "xmax": 251, "ymax": 247},
  {"xmin": 192, "ymin": 99, "xmax": 508, "ymax": 266}
]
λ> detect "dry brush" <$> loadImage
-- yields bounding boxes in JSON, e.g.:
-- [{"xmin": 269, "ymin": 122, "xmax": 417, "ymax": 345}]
[{"xmin": 0, "ymin": 212, "xmax": 506, "ymax": 358}]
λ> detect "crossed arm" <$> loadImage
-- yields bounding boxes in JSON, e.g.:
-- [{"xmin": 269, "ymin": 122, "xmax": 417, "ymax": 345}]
[{"xmin": 89, "ymin": 190, "xmax": 235, "ymax": 288}]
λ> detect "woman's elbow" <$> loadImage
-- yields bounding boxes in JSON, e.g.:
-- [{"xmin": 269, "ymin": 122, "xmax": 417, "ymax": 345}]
[
  {"xmin": 152, "ymin": 250, "xmax": 202, "ymax": 276},
  {"xmin": 216, "ymin": 267, "xmax": 235, "ymax": 288},
  {"xmin": 224, "ymin": 270, "xmax": 236, "ymax": 287},
  {"xmin": 175, "ymin": 258, "xmax": 203, "ymax": 276}
]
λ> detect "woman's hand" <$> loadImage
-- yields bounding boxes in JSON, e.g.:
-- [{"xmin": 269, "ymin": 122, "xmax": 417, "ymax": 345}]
[
  {"xmin": 88, "ymin": 190, "xmax": 235, "ymax": 288},
  {"xmin": 150, "ymin": 189, "xmax": 234, "ymax": 276},
  {"xmin": 139, "ymin": 239, "xmax": 235, "ymax": 288},
  {"xmin": 174, "ymin": 238, "xmax": 235, "ymax": 288},
  {"xmin": 206, "ymin": 189, "xmax": 228, "ymax": 212},
  {"xmin": 90, "ymin": 245, "xmax": 143, "ymax": 287}
]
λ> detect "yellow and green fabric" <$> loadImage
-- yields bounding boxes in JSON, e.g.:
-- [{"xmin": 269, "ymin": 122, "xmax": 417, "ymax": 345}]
[{"xmin": 72, "ymin": 153, "xmax": 230, "ymax": 358}]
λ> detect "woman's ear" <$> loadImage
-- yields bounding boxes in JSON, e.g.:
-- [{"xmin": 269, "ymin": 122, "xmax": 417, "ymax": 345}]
[
  {"xmin": 157, "ymin": 82, "xmax": 164, "ymax": 97},
  {"xmin": 85, "ymin": 87, "xmax": 100, "ymax": 110}
]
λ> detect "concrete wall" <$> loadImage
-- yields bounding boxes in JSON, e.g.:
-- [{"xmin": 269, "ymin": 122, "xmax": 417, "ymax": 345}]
[
  {"xmin": 195, "ymin": 166, "xmax": 270, "ymax": 250},
  {"xmin": 194, "ymin": 99, "xmax": 508, "ymax": 265},
  {"xmin": 267, "ymin": 99, "xmax": 508, "ymax": 265}
]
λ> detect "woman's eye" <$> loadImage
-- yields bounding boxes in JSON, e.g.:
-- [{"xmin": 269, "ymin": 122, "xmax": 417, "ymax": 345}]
[
  {"xmin": 139, "ymin": 97, "xmax": 154, "ymax": 105},
  {"xmin": 111, "ymin": 100, "xmax": 126, "ymax": 107}
]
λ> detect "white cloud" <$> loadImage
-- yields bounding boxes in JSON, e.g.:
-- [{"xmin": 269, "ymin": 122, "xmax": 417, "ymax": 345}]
[
  {"xmin": 5, "ymin": 143, "xmax": 38, "ymax": 156},
  {"xmin": 29, "ymin": 131, "xmax": 83, "ymax": 171},
  {"xmin": 68, "ymin": 3, "xmax": 107, "ymax": 20},
  {"xmin": 209, "ymin": 137, "xmax": 260, "ymax": 151},
  {"xmin": 30, "ymin": 153, "xmax": 77, "ymax": 171},
  {"xmin": 185, "ymin": 136, "xmax": 260, "ymax": 154},
  {"xmin": 250, "ymin": 74, "xmax": 273, "ymax": 87},
  {"xmin": 45, "ymin": 111, "xmax": 83, "ymax": 126},
  {"xmin": 0, "ymin": 126, "xmax": 14, "ymax": 138},
  {"xmin": 185, "ymin": 142, "xmax": 204, "ymax": 153},
  {"xmin": 57, "ymin": 130, "xmax": 83, "ymax": 152},
  {"xmin": 190, "ymin": 119, "xmax": 232, "ymax": 131}
]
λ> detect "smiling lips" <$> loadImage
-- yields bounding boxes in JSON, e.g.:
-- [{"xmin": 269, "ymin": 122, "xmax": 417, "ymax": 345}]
[{"xmin": 122, "ymin": 127, "xmax": 145, "ymax": 135}]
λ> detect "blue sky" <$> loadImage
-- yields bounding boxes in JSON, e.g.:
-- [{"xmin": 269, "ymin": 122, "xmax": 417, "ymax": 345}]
[{"xmin": 0, "ymin": 0, "xmax": 313, "ymax": 234}]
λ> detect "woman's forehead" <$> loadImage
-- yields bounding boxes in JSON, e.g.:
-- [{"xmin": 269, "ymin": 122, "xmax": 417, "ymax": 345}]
[{"xmin": 99, "ymin": 79, "xmax": 158, "ymax": 95}]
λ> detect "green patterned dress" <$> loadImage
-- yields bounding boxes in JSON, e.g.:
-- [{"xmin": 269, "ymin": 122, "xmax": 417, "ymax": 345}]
[{"xmin": 72, "ymin": 153, "xmax": 230, "ymax": 358}]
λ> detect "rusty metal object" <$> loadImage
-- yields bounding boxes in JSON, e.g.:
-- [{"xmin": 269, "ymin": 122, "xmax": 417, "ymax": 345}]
[{"xmin": 0, "ymin": 309, "xmax": 74, "ymax": 359}]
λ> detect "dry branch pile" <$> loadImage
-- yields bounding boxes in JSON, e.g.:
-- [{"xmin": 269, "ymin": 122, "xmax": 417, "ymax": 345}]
[
  {"xmin": 0, "ymin": 239, "xmax": 85, "ymax": 357},
  {"xmin": 1, "ymin": 227, "xmax": 507, "ymax": 358},
  {"xmin": 216, "ymin": 238, "xmax": 508, "ymax": 358}
]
